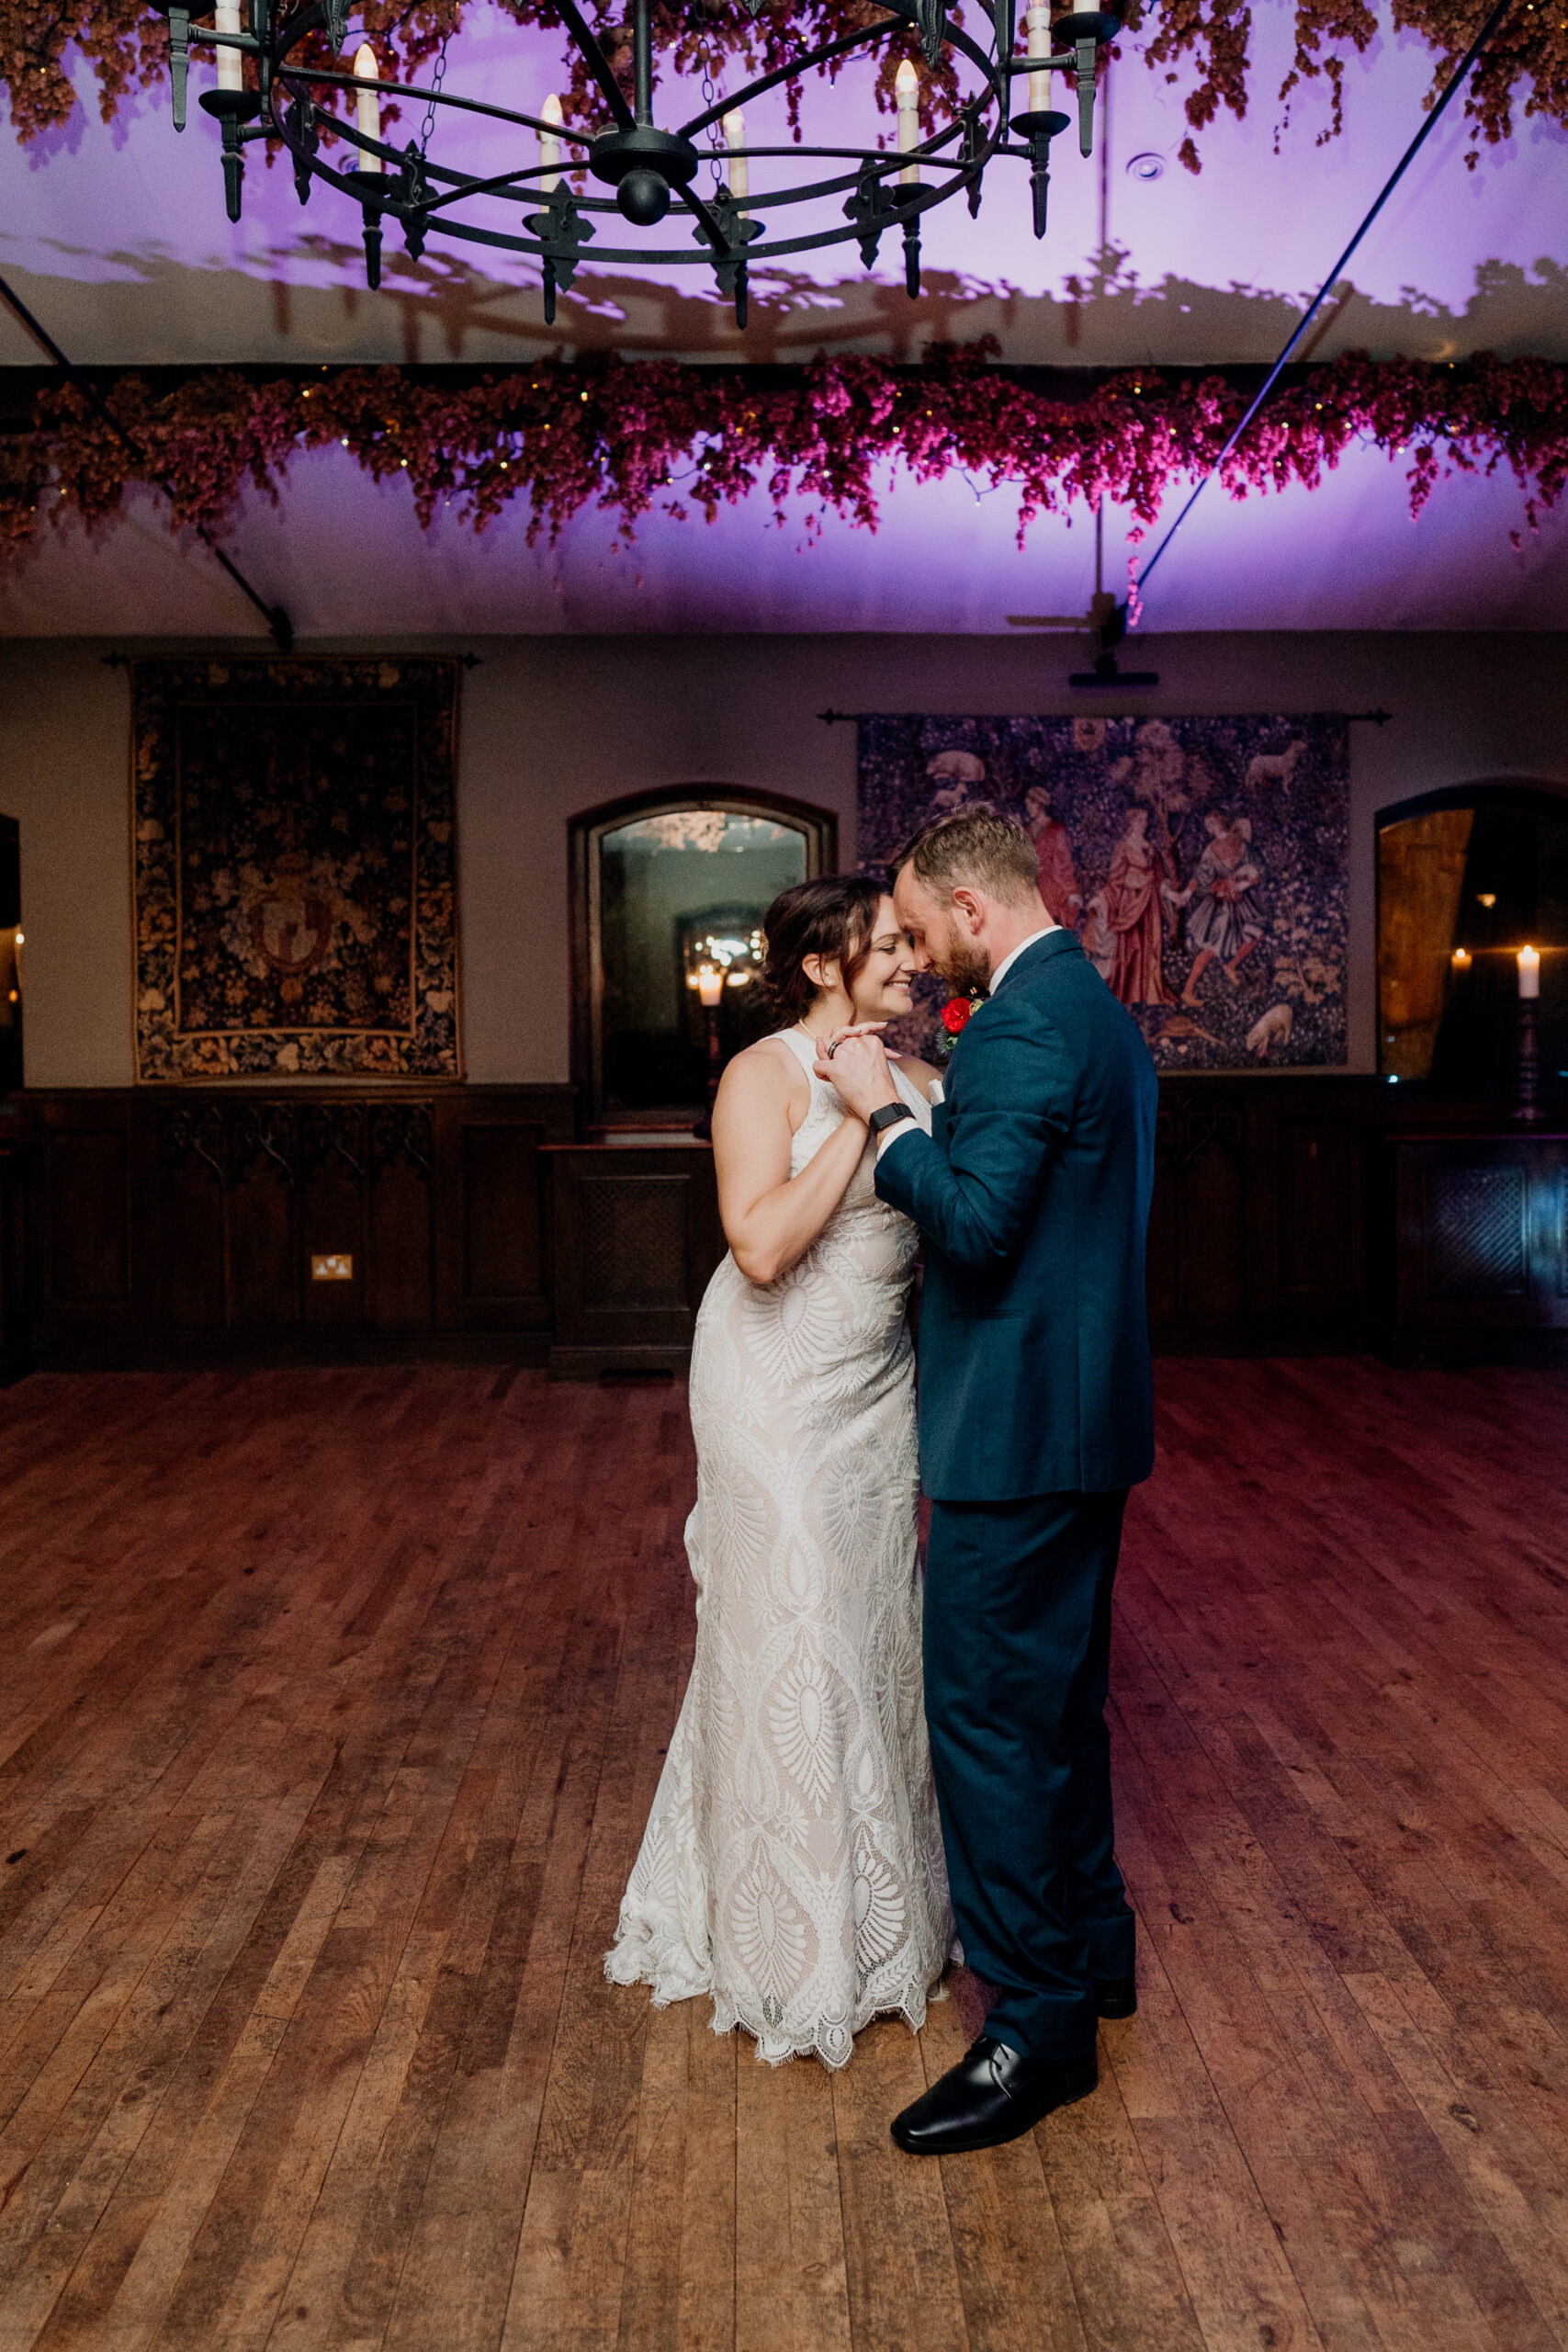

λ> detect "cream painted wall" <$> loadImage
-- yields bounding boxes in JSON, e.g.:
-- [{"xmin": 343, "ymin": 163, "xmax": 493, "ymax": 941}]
[
  {"xmin": 0, "ymin": 643, "xmax": 133, "ymax": 1088},
  {"xmin": 3, "ymin": 631, "xmax": 1566, "ymax": 1088}
]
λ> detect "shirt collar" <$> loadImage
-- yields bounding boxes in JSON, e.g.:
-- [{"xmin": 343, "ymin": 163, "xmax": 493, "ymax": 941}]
[{"xmin": 987, "ymin": 924, "xmax": 1059, "ymax": 997}]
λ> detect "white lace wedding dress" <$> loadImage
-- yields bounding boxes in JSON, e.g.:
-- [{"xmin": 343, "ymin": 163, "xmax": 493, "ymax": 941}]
[{"xmin": 605, "ymin": 1026, "xmax": 953, "ymax": 2068}]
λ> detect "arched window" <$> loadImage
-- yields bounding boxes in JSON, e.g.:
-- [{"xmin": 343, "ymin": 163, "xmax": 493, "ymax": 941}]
[
  {"xmin": 570, "ymin": 787, "xmax": 837, "ymax": 1127},
  {"xmin": 1377, "ymin": 783, "xmax": 1568, "ymax": 1091}
]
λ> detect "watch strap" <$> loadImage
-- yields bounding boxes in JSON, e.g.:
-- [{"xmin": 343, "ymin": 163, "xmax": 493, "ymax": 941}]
[{"xmin": 868, "ymin": 1101, "xmax": 916, "ymax": 1136}]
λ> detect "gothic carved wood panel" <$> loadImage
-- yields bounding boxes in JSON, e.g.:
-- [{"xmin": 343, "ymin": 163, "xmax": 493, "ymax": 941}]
[{"xmin": 21, "ymin": 1085, "xmax": 573, "ymax": 1365}]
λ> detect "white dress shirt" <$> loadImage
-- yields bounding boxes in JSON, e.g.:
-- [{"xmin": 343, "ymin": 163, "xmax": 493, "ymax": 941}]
[{"xmin": 876, "ymin": 922, "xmax": 1060, "ymax": 1160}]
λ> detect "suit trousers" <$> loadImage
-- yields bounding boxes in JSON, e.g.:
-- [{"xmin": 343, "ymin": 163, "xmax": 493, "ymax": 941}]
[{"xmin": 923, "ymin": 1487, "xmax": 1134, "ymax": 2061}]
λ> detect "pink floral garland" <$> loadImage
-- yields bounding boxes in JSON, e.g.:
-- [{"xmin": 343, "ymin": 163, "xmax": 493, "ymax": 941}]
[
  {"xmin": 4, "ymin": 345, "xmax": 1564, "ymax": 561},
  {"xmin": 2, "ymin": 0, "xmax": 1564, "ymax": 168}
]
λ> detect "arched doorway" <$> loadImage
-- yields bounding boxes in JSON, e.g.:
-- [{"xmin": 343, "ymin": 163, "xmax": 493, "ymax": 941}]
[
  {"xmin": 569, "ymin": 786, "xmax": 837, "ymax": 1127},
  {"xmin": 1377, "ymin": 781, "xmax": 1568, "ymax": 1095}
]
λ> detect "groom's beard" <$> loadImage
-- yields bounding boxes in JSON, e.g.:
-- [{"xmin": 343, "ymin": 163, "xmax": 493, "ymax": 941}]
[{"xmin": 932, "ymin": 922, "xmax": 990, "ymax": 997}]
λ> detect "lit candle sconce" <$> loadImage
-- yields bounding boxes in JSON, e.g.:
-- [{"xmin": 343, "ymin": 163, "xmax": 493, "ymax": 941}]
[
  {"xmin": 685, "ymin": 926, "xmax": 763, "ymax": 1134},
  {"xmin": 0, "ymin": 923, "xmax": 21, "ymax": 1094},
  {"xmin": 1476, "ymin": 892, "xmax": 1497, "ymax": 909},
  {"xmin": 1450, "ymin": 946, "xmax": 1472, "ymax": 972},
  {"xmin": 1514, "ymin": 944, "xmax": 1543, "ymax": 1123}
]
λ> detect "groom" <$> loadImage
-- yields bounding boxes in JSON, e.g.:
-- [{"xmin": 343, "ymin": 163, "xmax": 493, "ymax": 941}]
[{"xmin": 818, "ymin": 808, "xmax": 1157, "ymax": 2156}]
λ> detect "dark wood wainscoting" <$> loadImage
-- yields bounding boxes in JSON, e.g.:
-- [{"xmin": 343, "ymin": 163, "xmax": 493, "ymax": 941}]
[
  {"xmin": 19, "ymin": 1086, "xmax": 576, "ymax": 1370},
  {"xmin": 1391, "ymin": 1127, "xmax": 1568, "ymax": 1356},
  {"xmin": 544, "ymin": 1141, "xmax": 725, "ymax": 1378},
  {"xmin": 15, "ymin": 1076, "xmax": 1562, "ymax": 1372},
  {"xmin": 1148, "ymin": 1076, "xmax": 1385, "ymax": 1353}
]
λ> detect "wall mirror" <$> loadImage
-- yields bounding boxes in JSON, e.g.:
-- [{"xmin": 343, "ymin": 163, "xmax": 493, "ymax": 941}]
[
  {"xmin": 570, "ymin": 789, "xmax": 837, "ymax": 1127},
  {"xmin": 1377, "ymin": 785, "xmax": 1568, "ymax": 1093}
]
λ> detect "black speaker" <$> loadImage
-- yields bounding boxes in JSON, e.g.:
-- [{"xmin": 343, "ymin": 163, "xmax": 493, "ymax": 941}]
[{"xmin": 0, "ymin": 816, "xmax": 17, "ymax": 930}]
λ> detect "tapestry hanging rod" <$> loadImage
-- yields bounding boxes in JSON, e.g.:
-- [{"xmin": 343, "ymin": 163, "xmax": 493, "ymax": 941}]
[{"xmin": 817, "ymin": 707, "xmax": 1394, "ymax": 726}]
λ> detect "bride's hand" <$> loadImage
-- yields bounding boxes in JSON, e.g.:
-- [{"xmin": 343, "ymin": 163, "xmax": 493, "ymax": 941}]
[{"xmin": 815, "ymin": 1031, "xmax": 897, "ymax": 1123}]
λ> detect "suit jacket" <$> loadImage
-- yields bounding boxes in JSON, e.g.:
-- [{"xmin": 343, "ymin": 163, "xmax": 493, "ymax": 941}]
[{"xmin": 875, "ymin": 930, "xmax": 1157, "ymax": 1501}]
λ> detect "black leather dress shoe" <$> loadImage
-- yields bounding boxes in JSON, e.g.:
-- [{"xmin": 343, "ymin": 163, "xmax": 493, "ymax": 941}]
[
  {"xmin": 1095, "ymin": 1972, "xmax": 1137, "ymax": 2018},
  {"xmin": 891, "ymin": 2037, "xmax": 1098, "ymax": 2155}
]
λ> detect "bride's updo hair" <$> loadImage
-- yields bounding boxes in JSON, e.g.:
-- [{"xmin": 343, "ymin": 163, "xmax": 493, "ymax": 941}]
[{"xmin": 761, "ymin": 875, "xmax": 886, "ymax": 1025}]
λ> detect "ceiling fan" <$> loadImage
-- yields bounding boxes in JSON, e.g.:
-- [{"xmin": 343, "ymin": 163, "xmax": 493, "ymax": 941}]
[{"xmin": 1005, "ymin": 509, "xmax": 1158, "ymax": 687}]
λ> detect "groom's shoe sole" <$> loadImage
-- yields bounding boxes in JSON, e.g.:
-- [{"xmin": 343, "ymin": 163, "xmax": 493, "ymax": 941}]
[{"xmin": 1095, "ymin": 1973, "xmax": 1137, "ymax": 2019}]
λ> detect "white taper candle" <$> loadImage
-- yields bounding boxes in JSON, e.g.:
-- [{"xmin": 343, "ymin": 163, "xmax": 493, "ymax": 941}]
[
  {"xmin": 215, "ymin": 0, "xmax": 243, "ymax": 93},
  {"xmin": 722, "ymin": 107, "xmax": 748, "ymax": 204},
  {"xmin": 540, "ymin": 92, "xmax": 562, "ymax": 193},
  {"xmin": 354, "ymin": 42, "xmax": 382, "ymax": 174},
  {"xmin": 1518, "ymin": 945, "xmax": 1541, "ymax": 1000},
  {"xmin": 895, "ymin": 58, "xmax": 919, "ymax": 184},
  {"xmin": 1026, "ymin": 0, "xmax": 1056, "ymax": 111}
]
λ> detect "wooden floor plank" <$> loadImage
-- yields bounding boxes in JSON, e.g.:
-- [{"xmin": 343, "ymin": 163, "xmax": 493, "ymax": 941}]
[{"xmin": 1, "ymin": 1362, "xmax": 1566, "ymax": 2352}]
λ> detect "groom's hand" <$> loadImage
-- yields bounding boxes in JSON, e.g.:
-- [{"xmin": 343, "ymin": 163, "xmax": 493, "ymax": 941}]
[{"xmin": 815, "ymin": 1030, "xmax": 899, "ymax": 1122}]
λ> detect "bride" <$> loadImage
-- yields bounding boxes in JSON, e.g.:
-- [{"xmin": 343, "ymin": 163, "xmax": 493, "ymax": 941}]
[{"xmin": 605, "ymin": 874, "xmax": 953, "ymax": 2068}]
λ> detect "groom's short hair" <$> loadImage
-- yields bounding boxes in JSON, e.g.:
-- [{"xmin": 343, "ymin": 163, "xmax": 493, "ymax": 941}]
[{"xmin": 890, "ymin": 809, "xmax": 1040, "ymax": 908}]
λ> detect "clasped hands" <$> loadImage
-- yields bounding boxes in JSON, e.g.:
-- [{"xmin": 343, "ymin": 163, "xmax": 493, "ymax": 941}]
[{"xmin": 813, "ymin": 1023, "xmax": 900, "ymax": 1125}]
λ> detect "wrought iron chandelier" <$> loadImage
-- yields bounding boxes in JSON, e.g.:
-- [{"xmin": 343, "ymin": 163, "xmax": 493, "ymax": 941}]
[{"xmin": 151, "ymin": 0, "xmax": 1118, "ymax": 324}]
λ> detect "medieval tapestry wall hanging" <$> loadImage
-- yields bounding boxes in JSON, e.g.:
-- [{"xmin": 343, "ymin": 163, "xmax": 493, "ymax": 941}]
[
  {"xmin": 131, "ymin": 658, "xmax": 460, "ymax": 1080},
  {"xmin": 857, "ymin": 714, "xmax": 1348, "ymax": 1069}
]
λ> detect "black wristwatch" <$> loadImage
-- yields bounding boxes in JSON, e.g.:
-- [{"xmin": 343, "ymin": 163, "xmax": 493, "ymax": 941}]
[{"xmin": 868, "ymin": 1101, "xmax": 916, "ymax": 1137}]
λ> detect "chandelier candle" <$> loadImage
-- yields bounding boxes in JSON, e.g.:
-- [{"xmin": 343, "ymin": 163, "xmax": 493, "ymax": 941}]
[
  {"xmin": 353, "ymin": 44, "xmax": 381, "ymax": 172},
  {"xmin": 147, "ymin": 0, "xmax": 1122, "ymax": 296},
  {"xmin": 215, "ymin": 0, "xmax": 242, "ymax": 94},
  {"xmin": 1027, "ymin": 3, "xmax": 1054, "ymax": 117},
  {"xmin": 896, "ymin": 61, "xmax": 920, "ymax": 183},
  {"xmin": 723, "ymin": 108, "xmax": 748, "ymax": 205},
  {"xmin": 539, "ymin": 93, "xmax": 563, "ymax": 192}
]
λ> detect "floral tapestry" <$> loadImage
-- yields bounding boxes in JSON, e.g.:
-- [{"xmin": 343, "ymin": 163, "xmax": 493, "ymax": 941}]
[
  {"xmin": 857, "ymin": 714, "xmax": 1348, "ymax": 1069},
  {"xmin": 131, "ymin": 658, "xmax": 460, "ymax": 1081}
]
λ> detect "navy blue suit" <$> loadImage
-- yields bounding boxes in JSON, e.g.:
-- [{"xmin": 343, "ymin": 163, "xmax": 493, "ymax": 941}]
[{"xmin": 875, "ymin": 929, "xmax": 1157, "ymax": 2058}]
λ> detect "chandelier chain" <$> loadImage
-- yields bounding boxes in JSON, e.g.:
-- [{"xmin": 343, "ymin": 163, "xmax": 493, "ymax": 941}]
[
  {"xmin": 419, "ymin": 35, "xmax": 450, "ymax": 156},
  {"xmin": 699, "ymin": 38, "xmax": 726, "ymax": 187}
]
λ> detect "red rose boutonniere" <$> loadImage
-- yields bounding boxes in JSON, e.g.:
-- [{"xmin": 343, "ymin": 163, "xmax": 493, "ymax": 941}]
[{"xmin": 938, "ymin": 994, "xmax": 981, "ymax": 1057}]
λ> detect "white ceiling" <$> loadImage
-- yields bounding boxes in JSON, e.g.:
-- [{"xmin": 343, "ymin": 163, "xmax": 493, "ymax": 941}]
[{"xmin": 2, "ymin": 1, "xmax": 1565, "ymax": 637}]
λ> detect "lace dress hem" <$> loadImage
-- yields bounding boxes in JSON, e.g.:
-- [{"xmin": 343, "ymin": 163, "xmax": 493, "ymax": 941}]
[{"xmin": 604, "ymin": 1933, "xmax": 949, "ymax": 2071}]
